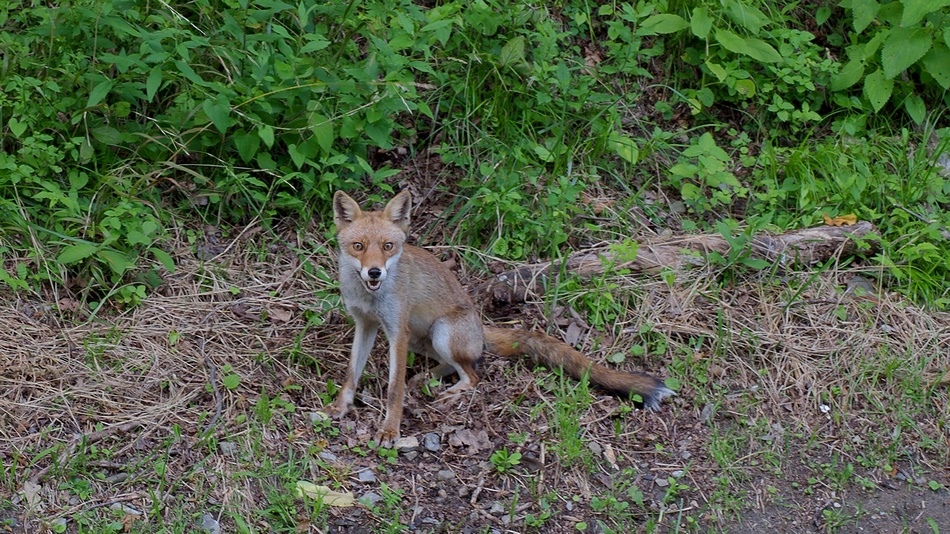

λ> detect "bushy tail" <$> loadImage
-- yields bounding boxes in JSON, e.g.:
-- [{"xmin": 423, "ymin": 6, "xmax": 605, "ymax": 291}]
[{"xmin": 483, "ymin": 327, "xmax": 674, "ymax": 410}]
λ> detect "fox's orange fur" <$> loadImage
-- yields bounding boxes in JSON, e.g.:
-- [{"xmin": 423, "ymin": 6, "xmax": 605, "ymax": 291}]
[{"xmin": 326, "ymin": 190, "xmax": 673, "ymax": 446}]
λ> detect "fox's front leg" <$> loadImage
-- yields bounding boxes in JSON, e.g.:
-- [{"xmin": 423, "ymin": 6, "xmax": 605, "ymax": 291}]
[
  {"xmin": 376, "ymin": 326, "xmax": 409, "ymax": 448},
  {"xmin": 326, "ymin": 320, "xmax": 378, "ymax": 418}
]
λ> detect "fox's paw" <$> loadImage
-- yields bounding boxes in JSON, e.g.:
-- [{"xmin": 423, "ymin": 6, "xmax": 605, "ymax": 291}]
[
  {"xmin": 374, "ymin": 425, "xmax": 400, "ymax": 449},
  {"xmin": 324, "ymin": 399, "xmax": 351, "ymax": 419}
]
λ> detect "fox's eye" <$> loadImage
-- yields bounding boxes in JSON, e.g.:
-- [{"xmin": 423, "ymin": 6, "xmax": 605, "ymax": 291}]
[
  {"xmin": 383, "ymin": 242, "xmax": 393, "ymax": 251},
  {"xmin": 352, "ymin": 242, "xmax": 364, "ymax": 251}
]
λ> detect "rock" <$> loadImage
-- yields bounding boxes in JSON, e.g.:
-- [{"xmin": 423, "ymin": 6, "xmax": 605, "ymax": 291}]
[
  {"xmin": 489, "ymin": 502, "xmax": 505, "ymax": 515},
  {"xmin": 360, "ymin": 491, "xmax": 383, "ymax": 507},
  {"xmin": 105, "ymin": 473, "xmax": 129, "ymax": 484},
  {"xmin": 218, "ymin": 442, "xmax": 237, "ymax": 456},
  {"xmin": 423, "ymin": 433, "xmax": 441, "ymax": 452},
  {"xmin": 655, "ymin": 478, "xmax": 670, "ymax": 487},
  {"xmin": 436, "ymin": 469, "xmax": 455, "ymax": 481},
  {"xmin": 394, "ymin": 436, "xmax": 419, "ymax": 452},
  {"xmin": 319, "ymin": 451, "xmax": 338, "ymax": 462},
  {"xmin": 357, "ymin": 469, "xmax": 376, "ymax": 483},
  {"xmin": 671, "ymin": 470, "xmax": 684, "ymax": 479},
  {"xmin": 110, "ymin": 503, "xmax": 142, "ymax": 516},
  {"xmin": 200, "ymin": 513, "xmax": 221, "ymax": 534},
  {"xmin": 404, "ymin": 451, "xmax": 418, "ymax": 461}
]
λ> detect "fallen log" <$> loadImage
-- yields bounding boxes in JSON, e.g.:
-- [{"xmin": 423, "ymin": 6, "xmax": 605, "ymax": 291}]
[{"xmin": 472, "ymin": 221, "xmax": 878, "ymax": 308}]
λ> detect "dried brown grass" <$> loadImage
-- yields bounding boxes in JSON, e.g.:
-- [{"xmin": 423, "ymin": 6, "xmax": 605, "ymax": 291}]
[{"xmin": 1, "ymin": 229, "xmax": 948, "ymax": 531}]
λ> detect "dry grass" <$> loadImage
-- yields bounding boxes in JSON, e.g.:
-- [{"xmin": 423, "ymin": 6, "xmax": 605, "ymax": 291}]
[{"xmin": 1, "ymin": 227, "xmax": 949, "ymax": 532}]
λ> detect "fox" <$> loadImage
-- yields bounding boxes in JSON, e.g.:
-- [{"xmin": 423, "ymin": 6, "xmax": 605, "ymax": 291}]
[{"xmin": 325, "ymin": 190, "xmax": 674, "ymax": 446}]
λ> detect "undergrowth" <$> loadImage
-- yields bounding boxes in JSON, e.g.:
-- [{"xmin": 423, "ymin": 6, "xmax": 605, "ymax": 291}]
[{"xmin": 2, "ymin": 0, "xmax": 950, "ymax": 307}]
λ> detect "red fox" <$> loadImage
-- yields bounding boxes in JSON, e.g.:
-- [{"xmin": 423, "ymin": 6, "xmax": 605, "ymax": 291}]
[{"xmin": 326, "ymin": 190, "xmax": 674, "ymax": 446}]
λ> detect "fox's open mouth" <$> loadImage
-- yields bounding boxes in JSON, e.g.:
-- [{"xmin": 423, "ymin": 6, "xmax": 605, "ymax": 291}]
[{"xmin": 364, "ymin": 279, "xmax": 382, "ymax": 291}]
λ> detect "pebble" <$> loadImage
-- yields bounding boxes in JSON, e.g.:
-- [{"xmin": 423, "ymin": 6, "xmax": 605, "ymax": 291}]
[
  {"xmin": 319, "ymin": 451, "xmax": 338, "ymax": 462},
  {"xmin": 671, "ymin": 470, "xmax": 684, "ymax": 479},
  {"xmin": 436, "ymin": 469, "xmax": 455, "ymax": 481},
  {"xmin": 422, "ymin": 433, "xmax": 441, "ymax": 452},
  {"xmin": 360, "ymin": 491, "xmax": 383, "ymax": 506},
  {"xmin": 489, "ymin": 502, "xmax": 505, "ymax": 515},
  {"xmin": 394, "ymin": 436, "xmax": 419, "ymax": 452},
  {"xmin": 200, "ymin": 513, "xmax": 221, "ymax": 534},
  {"xmin": 218, "ymin": 442, "xmax": 237, "ymax": 456},
  {"xmin": 309, "ymin": 411, "xmax": 328, "ymax": 423},
  {"xmin": 357, "ymin": 469, "xmax": 376, "ymax": 483},
  {"xmin": 404, "ymin": 451, "xmax": 419, "ymax": 461},
  {"xmin": 655, "ymin": 478, "xmax": 670, "ymax": 487}
]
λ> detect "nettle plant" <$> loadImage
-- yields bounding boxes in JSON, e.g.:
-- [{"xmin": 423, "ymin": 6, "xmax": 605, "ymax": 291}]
[{"xmin": 831, "ymin": 0, "xmax": 950, "ymax": 124}]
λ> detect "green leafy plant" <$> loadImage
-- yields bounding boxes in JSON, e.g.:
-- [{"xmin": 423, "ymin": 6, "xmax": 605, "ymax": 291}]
[
  {"xmin": 831, "ymin": 0, "xmax": 950, "ymax": 122},
  {"xmin": 490, "ymin": 448, "xmax": 523, "ymax": 473}
]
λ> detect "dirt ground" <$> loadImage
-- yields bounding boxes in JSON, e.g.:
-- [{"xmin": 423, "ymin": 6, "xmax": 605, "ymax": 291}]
[{"xmin": 2, "ymin": 214, "xmax": 949, "ymax": 533}]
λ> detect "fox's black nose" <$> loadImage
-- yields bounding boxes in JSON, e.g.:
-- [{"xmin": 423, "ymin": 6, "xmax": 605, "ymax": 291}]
[{"xmin": 368, "ymin": 268, "xmax": 382, "ymax": 279}]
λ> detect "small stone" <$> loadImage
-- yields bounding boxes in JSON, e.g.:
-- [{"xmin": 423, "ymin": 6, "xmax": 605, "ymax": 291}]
[
  {"xmin": 671, "ymin": 470, "xmax": 684, "ymax": 479},
  {"xmin": 319, "ymin": 451, "xmax": 338, "ymax": 462},
  {"xmin": 489, "ymin": 502, "xmax": 505, "ymax": 515},
  {"xmin": 588, "ymin": 442, "xmax": 602, "ymax": 455},
  {"xmin": 394, "ymin": 436, "xmax": 419, "ymax": 452},
  {"xmin": 655, "ymin": 478, "xmax": 670, "ymax": 487},
  {"xmin": 422, "ymin": 433, "xmax": 441, "ymax": 452},
  {"xmin": 436, "ymin": 469, "xmax": 455, "ymax": 481},
  {"xmin": 200, "ymin": 513, "xmax": 221, "ymax": 534},
  {"xmin": 309, "ymin": 411, "xmax": 329, "ymax": 423},
  {"xmin": 679, "ymin": 450, "xmax": 692, "ymax": 460},
  {"xmin": 404, "ymin": 450, "xmax": 418, "ymax": 461},
  {"xmin": 357, "ymin": 469, "xmax": 376, "ymax": 483},
  {"xmin": 360, "ymin": 492, "xmax": 383, "ymax": 506},
  {"xmin": 218, "ymin": 442, "xmax": 238, "ymax": 456}
]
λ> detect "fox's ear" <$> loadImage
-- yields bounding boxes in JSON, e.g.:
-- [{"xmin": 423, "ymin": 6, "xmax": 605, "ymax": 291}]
[
  {"xmin": 383, "ymin": 190, "xmax": 412, "ymax": 232},
  {"xmin": 333, "ymin": 191, "xmax": 362, "ymax": 229}
]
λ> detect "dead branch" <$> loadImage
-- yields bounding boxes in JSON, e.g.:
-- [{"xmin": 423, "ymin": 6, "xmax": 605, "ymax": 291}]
[{"xmin": 472, "ymin": 221, "xmax": 878, "ymax": 308}]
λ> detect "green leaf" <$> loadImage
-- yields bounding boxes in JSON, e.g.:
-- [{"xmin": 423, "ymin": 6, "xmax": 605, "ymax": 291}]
[
  {"xmin": 881, "ymin": 27, "xmax": 932, "ymax": 79},
  {"xmin": 222, "ymin": 374, "xmax": 241, "ymax": 390},
  {"xmin": 87, "ymin": 79, "xmax": 114, "ymax": 108},
  {"xmin": 233, "ymin": 129, "xmax": 260, "ymax": 163},
  {"xmin": 311, "ymin": 114, "xmax": 334, "ymax": 155},
  {"xmin": 922, "ymin": 43, "xmax": 950, "ymax": 89},
  {"xmin": 609, "ymin": 134, "xmax": 639, "ymax": 164},
  {"xmin": 58, "ymin": 243, "xmax": 99, "ymax": 264},
  {"xmin": 831, "ymin": 59, "xmax": 865, "ymax": 91},
  {"xmin": 904, "ymin": 93, "xmax": 926, "ymax": 125},
  {"xmin": 288, "ymin": 143, "xmax": 305, "ymax": 169},
  {"xmin": 733, "ymin": 79, "xmax": 756, "ymax": 97},
  {"xmin": 691, "ymin": 7, "xmax": 713, "ymax": 38},
  {"xmin": 202, "ymin": 94, "xmax": 231, "ymax": 134},
  {"xmin": 638, "ymin": 14, "xmax": 688, "ymax": 36},
  {"xmin": 97, "ymin": 249, "xmax": 130, "ymax": 275},
  {"xmin": 300, "ymin": 34, "xmax": 331, "ymax": 53},
  {"xmin": 150, "ymin": 247, "xmax": 176, "ymax": 272},
  {"xmin": 705, "ymin": 61, "xmax": 728, "ymax": 82},
  {"xmin": 815, "ymin": 7, "xmax": 832, "ymax": 26},
  {"xmin": 146, "ymin": 65, "xmax": 162, "ymax": 101},
  {"xmin": 901, "ymin": 0, "xmax": 950, "ymax": 27},
  {"xmin": 743, "ymin": 37, "xmax": 783, "ymax": 63},
  {"xmin": 258, "ymin": 124, "xmax": 275, "ymax": 148},
  {"xmin": 715, "ymin": 29, "xmax": 748, "ymax": 55},
  {"xmin": 499, "ymin": 36, "xmax": 525, "ymax": 66},
  {"xmin": 8, "ymin": 117, "xmax": 26, "ymax": 138},
  {"xmin": 863, "ymin": 68, "xmax": 894, "ymax": 112},
  {"xmin": 715, "ymin": 30, "xmax": 782, "ymax": 63},
  {"xmin": 851, "ymin": 0, "xmax": 879, "ymax": 34},
  {"xmin": 724, "ymin": 0, "xmax": 768, "ymax": 34}
]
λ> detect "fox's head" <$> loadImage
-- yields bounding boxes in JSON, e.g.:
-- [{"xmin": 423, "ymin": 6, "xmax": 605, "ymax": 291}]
[{"xmin": 333, "ymin": 190, "xmax": 411, "ymax": 293}]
